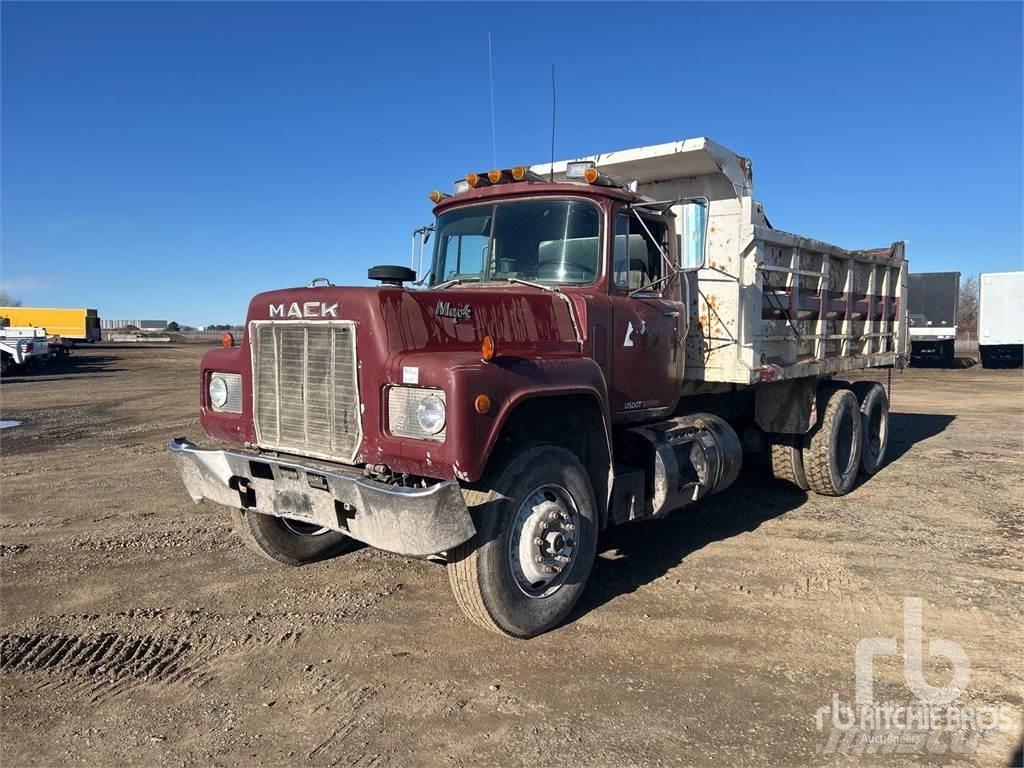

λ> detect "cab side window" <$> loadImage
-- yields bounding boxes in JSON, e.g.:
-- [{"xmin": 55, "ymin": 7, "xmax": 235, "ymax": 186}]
[{"xmin": 613, "ymin": 213, "xmax": 668, "ymax": 292}]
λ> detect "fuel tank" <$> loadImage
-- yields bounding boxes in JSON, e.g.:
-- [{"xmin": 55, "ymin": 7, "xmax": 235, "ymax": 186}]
[{"xmin": 617, "ymin": 413, "xmax": 742, "ymax": 520}]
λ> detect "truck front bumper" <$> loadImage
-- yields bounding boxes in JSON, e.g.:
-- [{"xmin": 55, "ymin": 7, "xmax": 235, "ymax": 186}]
[{"xmin": 169, "ymin": 438, "xmax": 475, "ymax": 557}]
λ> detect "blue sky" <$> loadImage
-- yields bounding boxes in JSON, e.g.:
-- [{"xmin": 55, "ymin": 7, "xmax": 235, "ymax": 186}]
[{"xmin": 2, "ymin": 1, "xmax": 1022, "ymax": 326}]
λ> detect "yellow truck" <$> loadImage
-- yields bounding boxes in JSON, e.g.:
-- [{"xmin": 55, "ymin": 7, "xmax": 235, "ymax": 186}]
[{"xmin": 0, "ymin": 307, "xmax": 101, "ymax": 343}]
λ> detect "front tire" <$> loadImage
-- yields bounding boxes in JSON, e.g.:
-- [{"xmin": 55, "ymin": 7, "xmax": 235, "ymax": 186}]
[
  {"xmin": 231, "ymin": 509, "xmax": 355, "ymax": 566},
  {"xmin": 447, "ymin": 444, "xmax": 598, "ymax": 638}
]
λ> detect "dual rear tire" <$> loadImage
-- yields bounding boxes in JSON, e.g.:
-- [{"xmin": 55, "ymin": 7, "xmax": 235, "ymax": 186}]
[{"xmin": 771, "ymin": 380, "xmax": 889, "ymax": 496}]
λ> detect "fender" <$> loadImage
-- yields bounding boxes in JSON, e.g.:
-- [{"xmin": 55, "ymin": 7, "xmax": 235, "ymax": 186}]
[
  {"xmin": 476, "ymin": 356, "xmax": 613, "ymax": 483},
  {"xmin": 383, "ymin": 351, "xmax": 613, "ymax": 486}
]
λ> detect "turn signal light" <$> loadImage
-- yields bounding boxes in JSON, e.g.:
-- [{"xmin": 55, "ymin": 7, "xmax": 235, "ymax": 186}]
[
  {"xmin": 511, "ymin": 166, "xmax": 527, "ymax": 181},
  {"xmin": 583, "ymin": 167, "xmax": 600, "ymax": 183},
  {"xmin": 474, "ymin": 394, "xmax": 492, "ymax": 414},
  {"xmin": 221, "ymin": 332, "xmax": 235, "ymax": 348},
  {"xmin": 481, "ymin": 335, "xmax": 496, "ymax": 362},
  {"xmin": 487, "ymin": 169, "xmax": 503, "ymax": 183}
]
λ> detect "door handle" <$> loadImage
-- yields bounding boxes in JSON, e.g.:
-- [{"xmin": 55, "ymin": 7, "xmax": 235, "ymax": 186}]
[{"xmin": 663, "ymin": 311, "xmax": 680, "ymax": 318}]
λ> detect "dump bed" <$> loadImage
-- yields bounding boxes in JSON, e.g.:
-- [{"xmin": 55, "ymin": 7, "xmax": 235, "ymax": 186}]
[{"xmin": 534, "ymin": 138, "xmax": 907, "ymax": 386}]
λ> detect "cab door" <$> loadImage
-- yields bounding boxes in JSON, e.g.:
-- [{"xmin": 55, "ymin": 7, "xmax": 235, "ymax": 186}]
[{"xmin": 608, "ymin": 208, "xmax": 684, "ymax": 417}]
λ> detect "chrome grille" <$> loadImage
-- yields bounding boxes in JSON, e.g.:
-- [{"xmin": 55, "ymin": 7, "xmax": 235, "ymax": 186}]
[{"xmin": 251, "ymin": 321, "xmax": 361, "ymax": 463}]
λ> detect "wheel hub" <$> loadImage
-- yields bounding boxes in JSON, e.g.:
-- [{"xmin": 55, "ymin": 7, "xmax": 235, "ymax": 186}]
[{"xmin": 510, "ymin": 486, "xmax": 579, "ymax": 598}]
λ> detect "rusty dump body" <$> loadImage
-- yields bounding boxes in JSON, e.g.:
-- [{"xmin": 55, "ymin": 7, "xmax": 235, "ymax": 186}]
[{"xmin": 171, "ymin": 136, "xmax": 908, "ymax": 565}]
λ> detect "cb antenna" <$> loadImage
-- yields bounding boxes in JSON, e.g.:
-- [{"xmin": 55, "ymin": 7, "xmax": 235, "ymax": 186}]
[
  {"xmin": 549, "ymin": 63, "xmax": 556, "ymax": 182},
  {"xmin": 488, "ymin": 32, "xmax": 497, "ymax": 168}
]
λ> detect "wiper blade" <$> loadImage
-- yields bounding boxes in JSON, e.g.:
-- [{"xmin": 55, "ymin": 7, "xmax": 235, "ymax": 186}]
[
  {"xmin": 434, "ymin": 276, "xmax": 481, "ymax": 290},
  {"xmin": 504, "ymin": 277, "xmax": 559, "ymax": 293}
]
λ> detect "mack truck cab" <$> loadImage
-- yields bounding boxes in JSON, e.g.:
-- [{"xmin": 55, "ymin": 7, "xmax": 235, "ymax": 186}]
[{"xmin": 171, "ymin": 138, "xmax": 904, "ymax": 637}]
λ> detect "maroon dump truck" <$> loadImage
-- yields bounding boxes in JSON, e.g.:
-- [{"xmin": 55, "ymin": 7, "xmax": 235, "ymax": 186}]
[{"xmin": 171, "ymin": 138, "xmax": 907, "ymax": 637}]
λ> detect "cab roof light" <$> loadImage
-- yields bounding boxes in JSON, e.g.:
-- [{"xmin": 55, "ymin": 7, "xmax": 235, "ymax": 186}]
[
  {"xmin": 511, "ymin": 165, "xmax": 546, "ymax": 182},
  {"xmin": 565, "ymin": 161, "xmax": 595, "ymax": 179},
  {"xmin": 566, "ymin": 160, "xmax": 615, "ymax": 186},
  {"xmin": 487, "ymin": 169, "xmax": 504, "ymax": 184},
  {"xmin": 466, "ymin": 172, "xmax": 490, "ymax": 188},
  {"xmin": 428, "ymin": 190, "xmax": 451, "ymax": 203}
]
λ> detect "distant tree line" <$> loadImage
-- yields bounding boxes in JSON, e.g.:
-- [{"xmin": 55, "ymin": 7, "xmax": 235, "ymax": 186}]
[
  {"xmin": 162, "ymin": 322, "xmax": 237, "ymax": 333},
  {"xmin": 958, "ymin": 276, "xmax": 978, "ymax": 333}
]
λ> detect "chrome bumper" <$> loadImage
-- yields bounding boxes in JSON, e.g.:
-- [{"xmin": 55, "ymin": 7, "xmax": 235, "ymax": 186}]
[{"xmin": 169, "ymin": 438, "xmax": 475, "ymax": 557}]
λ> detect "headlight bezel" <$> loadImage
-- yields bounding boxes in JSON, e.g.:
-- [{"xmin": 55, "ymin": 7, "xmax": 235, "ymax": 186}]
[
  {"xmin": 387, "ymin": 386, "xmax": 447, "ymax": 441},
  {"xmin": 207, "ymin": 371, "xmax": 243, "ymax": 413}
]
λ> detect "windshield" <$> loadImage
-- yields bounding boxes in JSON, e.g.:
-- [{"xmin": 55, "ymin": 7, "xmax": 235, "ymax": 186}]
[{"xmin": 429, "ymin": 198, "xmax": 601, "ymax": 286}]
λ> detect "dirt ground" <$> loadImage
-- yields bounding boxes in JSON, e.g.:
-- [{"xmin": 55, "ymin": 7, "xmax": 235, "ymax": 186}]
[{"xmin": 1, "ymin": 344, "xmax": 1022, "ymax": 767}]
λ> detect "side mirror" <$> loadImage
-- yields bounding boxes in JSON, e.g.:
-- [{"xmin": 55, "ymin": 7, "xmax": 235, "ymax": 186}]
[
  {"xmin": 677, "ymin": 200, "xmax": 708, "ymax": 272},
  {"xmin": 411, "ymin": 224, "xmax": 435, "ymax": 284}
]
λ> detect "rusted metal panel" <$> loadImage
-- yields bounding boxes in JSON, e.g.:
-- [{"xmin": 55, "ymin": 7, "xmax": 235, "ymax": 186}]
[{"xmin": 536, "ymin": 138, "xmax": 907, "ymax": 386}]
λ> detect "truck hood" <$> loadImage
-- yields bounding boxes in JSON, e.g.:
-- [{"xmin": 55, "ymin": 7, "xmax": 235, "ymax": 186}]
[{"xmin": 245, "ymin": 284, "xmax": 582, "ymax": 356}]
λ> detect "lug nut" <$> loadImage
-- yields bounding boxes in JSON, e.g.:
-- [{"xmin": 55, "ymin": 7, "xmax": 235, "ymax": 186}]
[
  {"xmin": 564, "ymin": 523, "xmax": 575, "ymax": 532},
  {"xmin": 533, "ymin": 536, "xmax": 543, "ymax": 546},
  {"xmin": 542, "ymin": 566, "xmax": 556, "ymax": 574},
  {"xmin": 534, "ymin": 554, "xmax": 543, "ymax": 563}
]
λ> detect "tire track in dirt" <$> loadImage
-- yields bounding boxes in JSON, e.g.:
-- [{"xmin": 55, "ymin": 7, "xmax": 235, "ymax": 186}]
[
  {"xmin": 1, "ymin": 631, "xmax": 212, "ymax": 703},
  {"xmin": 306, "ymin": 678, "xmax": 469, "ymax": 767}
]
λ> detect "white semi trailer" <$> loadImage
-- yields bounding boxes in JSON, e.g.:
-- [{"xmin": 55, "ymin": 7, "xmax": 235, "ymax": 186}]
[{"xmin": 978, "ymin": 271, "xmax": 1024, "ymax": 369}]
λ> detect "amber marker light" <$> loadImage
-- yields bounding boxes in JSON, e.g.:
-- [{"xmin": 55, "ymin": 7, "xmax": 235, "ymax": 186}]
[
  {"xmin": 466, "ymin": 172, "xmax": 482, "ymax": 188},
  {"xmin": 487, "ymin": 169, "xmax": 503, "ymax": 183},
  {"xmin": 221, "ymin": 332, "xmax": 235, "ymax": 348},
  {"xmin": 511, "ymin": 166, "xmax": 527, "ymax": 181},
  {"xmin": 583, "ymin": 167, "xmax": 600, "ymax": 183},
  {"xmin": 474, "ymin": 394, "xmax": 492, "ymax": 414},
  {"xmin": 481, "ymin": 335, "xmax": 496, "ymax": 362},
  {"xmin": 428, "ymin": 190, "xmax": 445, "ymax": 203}
]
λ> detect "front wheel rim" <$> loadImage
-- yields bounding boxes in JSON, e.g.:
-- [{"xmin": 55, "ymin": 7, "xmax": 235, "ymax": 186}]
[{"xmin": 508, "ymin": 484, "xmax": 580, "ymax": 599}]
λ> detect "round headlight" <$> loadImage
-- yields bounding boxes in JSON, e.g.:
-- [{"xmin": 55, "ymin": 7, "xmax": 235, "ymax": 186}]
[
  {"xmin": 416, "ymin": 394, "xmax": 447, "ymax": 435},
  {"xmin": 209, "ymin": 376, "xmax": 229, "ymax": 409}
]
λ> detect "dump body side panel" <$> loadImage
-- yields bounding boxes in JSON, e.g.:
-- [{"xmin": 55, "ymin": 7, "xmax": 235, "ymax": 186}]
[{"xmin": 534, "ymin": 137, "xmax": 908, "ymax": 386}]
